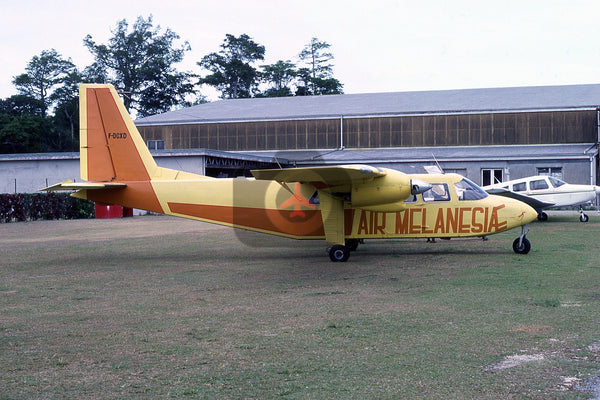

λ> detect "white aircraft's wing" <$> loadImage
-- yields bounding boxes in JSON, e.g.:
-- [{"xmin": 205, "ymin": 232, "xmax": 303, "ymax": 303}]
[{"xmin": 485, "ymin": 188, "xmax": 554, "ymax": 210}]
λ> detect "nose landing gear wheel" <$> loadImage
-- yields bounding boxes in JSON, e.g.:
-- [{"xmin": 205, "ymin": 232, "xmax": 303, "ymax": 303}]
[
  {"xmin": 329, "ymin": 245, "xmax": 350, "ymax": 262},
  {"xmin": 580, "ymin": 213, "xmax": 589, "ymax": 223}
]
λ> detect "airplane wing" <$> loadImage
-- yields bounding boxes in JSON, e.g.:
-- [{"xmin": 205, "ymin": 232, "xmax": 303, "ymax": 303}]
[
  {"xmin": 251, "ymin": 165, "xmax": 386, "ymax": 186},
  {"xmin": 42, "ymin": 180, "xmax": 127, "ymax": 191},
  {"xmin": 485, "ymin": 188, "xmax": 554, "ymax": 211}
]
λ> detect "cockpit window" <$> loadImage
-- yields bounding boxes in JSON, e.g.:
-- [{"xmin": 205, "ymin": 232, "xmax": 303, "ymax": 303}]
[
  {"xmin": 548, "ymin": 177, "xmax": 566, "ymax": 188},
  {"xmin": 454, "ymin": 178, "xmax": 488, "ymax": 200},
  {"xmin": 423, "ymin": 183, "xmax": 451, "ymax": 202}
]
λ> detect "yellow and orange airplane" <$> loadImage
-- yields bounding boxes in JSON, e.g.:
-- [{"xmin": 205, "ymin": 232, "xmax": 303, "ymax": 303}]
[{"xmin": 44, "ymin": 84, "xmax": 538, "ymax": 261}]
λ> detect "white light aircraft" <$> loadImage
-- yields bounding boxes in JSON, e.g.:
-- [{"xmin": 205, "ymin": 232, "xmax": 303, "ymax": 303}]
[{"xmin": 483, "ymin": 176, "xmax": 600, "ymax": 222}]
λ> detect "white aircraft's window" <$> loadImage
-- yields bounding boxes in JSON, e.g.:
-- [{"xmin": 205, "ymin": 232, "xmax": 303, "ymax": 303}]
[
  {"xmin": 530, "ymin": 179, "xmax": 549, "ymax": 190},
  {"xmin": 513, "ymin": 182, "xmax": 527, "ymax": 192},
  {"xmin": 423, "ymin": 183, "xmax": 451, "ymax": 202},
  {"xmin": 548, "ymin": 177, "xmax": 566, "ymax": 188},
  {"xmin": 455, "ymin": 178, "xmax": 488, "ymax": 200}
]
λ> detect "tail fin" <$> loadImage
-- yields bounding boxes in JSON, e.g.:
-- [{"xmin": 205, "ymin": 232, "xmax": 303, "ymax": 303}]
[{"xmin": 80, "ymin": 84, "xmax": 158, "ymax": 182}]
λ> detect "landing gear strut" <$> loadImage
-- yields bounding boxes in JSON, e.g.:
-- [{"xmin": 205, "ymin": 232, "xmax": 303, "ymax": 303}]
[{"xmin": 513, "ymin": 225, "xmax": 531, "ymax": 254}]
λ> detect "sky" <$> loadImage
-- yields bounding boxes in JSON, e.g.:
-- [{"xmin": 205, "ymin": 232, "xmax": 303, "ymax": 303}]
[{"xmin": 1, "ymin": 0, "xmax": 600, "ymax": 101}]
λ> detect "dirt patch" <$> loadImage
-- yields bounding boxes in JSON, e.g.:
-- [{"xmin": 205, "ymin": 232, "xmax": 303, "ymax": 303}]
[{"xmin": 483, "ymin": 354, "xmax": 545, "ymax": 372}]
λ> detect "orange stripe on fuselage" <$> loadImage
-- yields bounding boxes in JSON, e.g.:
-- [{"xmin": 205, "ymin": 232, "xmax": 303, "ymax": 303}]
[{"xmin": 168, "ymin": 202, "xmax": 326, "ymax": 237}]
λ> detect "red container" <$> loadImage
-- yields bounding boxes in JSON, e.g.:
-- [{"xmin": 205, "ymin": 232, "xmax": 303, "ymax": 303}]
[{"xmin": 95, "ymin": 204, "xmax": 123, "ymax": 219}]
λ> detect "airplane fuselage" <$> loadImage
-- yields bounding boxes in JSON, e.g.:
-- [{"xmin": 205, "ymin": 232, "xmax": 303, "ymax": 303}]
[
  {"xmin": 485, "ymin": 175, "xmax": 600, "ymax": 209},
  {"xmin": 79, "ymin": 173, "xmax": 536, "ymax": 241}
]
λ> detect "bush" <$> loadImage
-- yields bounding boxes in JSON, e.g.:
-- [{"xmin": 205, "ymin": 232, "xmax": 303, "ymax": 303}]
[{"xmin": 0, "ymin": 192, "xmax": 94, "ymax": 223}]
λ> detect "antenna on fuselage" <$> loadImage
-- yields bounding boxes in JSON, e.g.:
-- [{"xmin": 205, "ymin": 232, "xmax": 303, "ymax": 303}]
[{"xmin": 424, "ymin": 154, "xmax": 445, "ymax": 174}]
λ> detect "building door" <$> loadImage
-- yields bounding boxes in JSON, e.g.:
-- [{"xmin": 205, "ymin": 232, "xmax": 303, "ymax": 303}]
[{"xmin": 481, "ymin": 169, "xmax": 503, "ymax": 186}]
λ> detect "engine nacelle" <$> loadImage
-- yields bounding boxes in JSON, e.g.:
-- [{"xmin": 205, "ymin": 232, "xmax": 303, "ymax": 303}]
[{"xmin": 351, "ymin": 169, "xmax": 412, "ymax": 208}]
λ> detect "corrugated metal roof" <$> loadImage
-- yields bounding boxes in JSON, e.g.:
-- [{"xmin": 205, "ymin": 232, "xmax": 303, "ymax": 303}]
[
  {"xmin": 135, "ymin": 84, "xmax": 600, "ymax": 126},
  {"xmin": 242, "ymin": 143, "xmax": 598, "ymax": 166}
]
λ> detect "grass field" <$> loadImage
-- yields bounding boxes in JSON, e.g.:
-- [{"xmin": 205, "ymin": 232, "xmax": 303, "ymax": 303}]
[{"xmin": 2, "ymin": 213, "xmax": 600, "ymax": 399}]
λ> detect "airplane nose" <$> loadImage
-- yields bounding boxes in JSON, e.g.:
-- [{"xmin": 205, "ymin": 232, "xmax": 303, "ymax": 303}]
[{"xmin": 520, "ymin": 203, "xmax": 538, "ymax": 224}]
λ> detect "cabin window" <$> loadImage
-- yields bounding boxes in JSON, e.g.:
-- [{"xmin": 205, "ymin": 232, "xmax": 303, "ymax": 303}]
[
  {"xmin": 422, "ymin": 183, "xmax": 450, "ymax": 202},
  {"xmin": 530, "ymin": 179, "xmax": 549, "ymax": 190},
  {"xmin": 455, "ymin": 178, "xmax": 488, "ymax": 200},
  {"xmin": 513, "ymin": 182, "xmax": 527, "ymax": 192},
  {"xmin": 309, "ymin": 191, "xmax": 320, "ymax": 205}
]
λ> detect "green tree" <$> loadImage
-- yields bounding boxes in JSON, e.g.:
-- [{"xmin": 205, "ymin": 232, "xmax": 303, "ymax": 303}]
[
  {"xmin": 0, "ymin": 95, "xmax": 44, "ymax": 117},
  {"xmin": 259, "ymin": 60, "xmax": 296, "ymax": 97},
  {"xmin": 198, "ymin": 34, "xmax": 265, "ymax": 99},
  {"xmin": 0, "ymin": 112, "xmax": 48, "ymax": 154},
  {"xmin": 84, "ymin": 15, "xmax": 196, "ymax": 117},
  {"xmin": 12, "ymin": 49, "xmax": 77, "ymax": 118},
  {"xmin": 297, "ymin": 38, "xmax": 343, "ymax": 95}
]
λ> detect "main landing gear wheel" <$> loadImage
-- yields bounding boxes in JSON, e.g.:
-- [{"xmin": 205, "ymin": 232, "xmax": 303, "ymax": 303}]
[
  {"xmin": 329, "ymin": 245, "xmax": 350, "ymax": 262},
  {"xmin": 513, "ymin": 237, "xmax": 531, "ymax": 254},
  {"xmin": 537, "ymin": 212, "xmax": 548, "ymax": 221}
]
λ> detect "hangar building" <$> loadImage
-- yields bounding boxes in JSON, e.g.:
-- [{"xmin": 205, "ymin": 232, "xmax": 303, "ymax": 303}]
[
  {"xmin": 2, "ymin": 84, "xmax": 599, "ymax": 194},
  {"xmin": 136, "ymin": 84, "xmax": 600, "ymax": 186}
]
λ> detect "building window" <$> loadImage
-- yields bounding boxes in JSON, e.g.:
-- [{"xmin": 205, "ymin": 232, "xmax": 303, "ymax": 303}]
[
  {"xmin": 481, "ymin": 169, "xmax": 503, "ymax": 186},
  {"xmin": 537, "ymin": 167, "xmax": 562, "ymax": 180},
  {"xmin": 147, "ymin": 140, "xmax": 165, "ymax": 150}
]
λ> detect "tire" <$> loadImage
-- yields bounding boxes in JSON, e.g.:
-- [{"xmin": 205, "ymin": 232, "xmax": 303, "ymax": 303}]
[
  {"xmin": 329, "ymin": 245, "xmax": 350, "ymax": 262},
  {"xmin": 537, "ymin": 212, "xmax": 548, "ymax": 222},
  {"xmin": 580, "ymin": 214, "xmax": 589, "ymax": 223},
  {"xmin": 513, "ymin": 237, "xmax": 531, "ymax": 254}
]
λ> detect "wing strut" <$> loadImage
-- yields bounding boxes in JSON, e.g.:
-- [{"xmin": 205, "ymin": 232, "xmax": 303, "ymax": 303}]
[{"xmin": 318, "ymin": 190, "xmax": 345, "ymax": 246}]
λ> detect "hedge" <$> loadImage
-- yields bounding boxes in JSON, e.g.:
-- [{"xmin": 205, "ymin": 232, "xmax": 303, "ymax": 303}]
[{"xmin": 0, "ymin": 193, "xmax": 95, "ymax": 223}]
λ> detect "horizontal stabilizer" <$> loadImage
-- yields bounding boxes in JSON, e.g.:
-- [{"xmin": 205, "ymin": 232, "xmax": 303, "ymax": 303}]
[
  {"xmin": 251, "ymin": 165, "xmax": 386, "ymax": 186},
  {"xmin": 42, "ymin": 180, "xmax": 127, "ymax": 192},
  {"xmin": 485, "ymin": 188, "xmax": 554, "ymax": 210}
]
